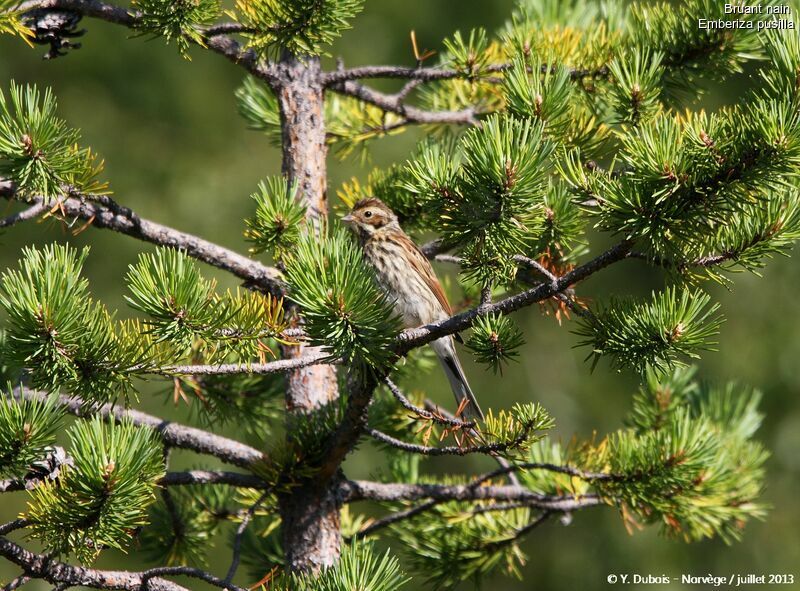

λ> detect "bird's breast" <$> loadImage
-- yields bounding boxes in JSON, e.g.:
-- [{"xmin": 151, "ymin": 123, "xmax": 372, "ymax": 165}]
[{"xmin": 363, "ymin": 238, "xmax": 445, "ymax": 328}]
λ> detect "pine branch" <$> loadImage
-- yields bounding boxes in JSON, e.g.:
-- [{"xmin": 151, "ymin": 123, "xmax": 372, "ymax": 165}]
[
  {"xmin": 0, "ymin": 201, "xmax": 47, "ymax": 229},
  {"xmin": 14, "ymin": 387, "xmax": 263, "ymax": 468},
  {"xmin": 367, "ymin": 426, "xmax": 531, "ymax": 457},
  {"xmin": 383, "ymin": 377, "xmax": 474, "ymax": 429},
  {"xmin": 398, "ymin": 240, "xmax": 634, "ymax": 353},
  {"xmin": 340, "ymin": 479, "xmax": 603, "ymax": 510},
  {"xmin": 161, "ymin": 470, "xmax": 266, "ymax": 488},
  {"xmin": 14, "ymin": 0, "xmax": 279, "ymax": 85},
  {"xmin": 0, "ymin": 182, "xmax": 284, "ymax": 296},
  {"xmin": 0, "ymin": 536, "xmax": 192, "ymax": 591},
  {"xmin": 157, "ymin": 353, "xmax": 332, "ymax": 376},
  {"xmin": 329, "ymin": 80, "xmax": 479, "ymax": 126}
]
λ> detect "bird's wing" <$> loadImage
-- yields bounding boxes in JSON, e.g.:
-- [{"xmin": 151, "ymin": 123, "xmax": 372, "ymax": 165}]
[{"xmin": 404, "ymin": 235, "xmax": 453, "ymax": 316}]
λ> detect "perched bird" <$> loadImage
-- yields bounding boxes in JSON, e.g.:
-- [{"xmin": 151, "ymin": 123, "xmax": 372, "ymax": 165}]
[{"xmin": 342, "ymin": 198, "xmax": 484, "ymax": 420}]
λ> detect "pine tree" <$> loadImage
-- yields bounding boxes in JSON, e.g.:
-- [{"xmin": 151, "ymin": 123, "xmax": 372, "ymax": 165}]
[{"xmin": 0, "ymin": 0, "xmax": 797, "ymax": 589}]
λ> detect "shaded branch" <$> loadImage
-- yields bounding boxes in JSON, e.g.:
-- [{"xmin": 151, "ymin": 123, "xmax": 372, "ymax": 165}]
[
  {"xmin": 368, "ymin": 427, "xmax": 527, "ymax": 457},
  {"xmin": 0, "ymin": 182, "xmax": 284, "ymax": 296},
  {"xmin": 160, "ymin": 470, "xmax": 267, "ymax": 489},
  {"xmin": 0, "ymin": 202, "xmax": 48, "ymax": 229},
  {"xmin": 15, "ymin": 387, "xmax": 263, "ymax": 468}
]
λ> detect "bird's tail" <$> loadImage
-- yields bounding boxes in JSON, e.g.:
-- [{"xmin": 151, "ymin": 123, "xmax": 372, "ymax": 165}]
[{"xmin": 431, "ymin": 337, "xmax": 484, "ymax": 422}]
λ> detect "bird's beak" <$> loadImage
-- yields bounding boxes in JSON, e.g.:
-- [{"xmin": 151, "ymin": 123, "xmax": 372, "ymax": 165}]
[{"xmin": 341, "ymin": 214, "xmax": 354, "ymax": 225}]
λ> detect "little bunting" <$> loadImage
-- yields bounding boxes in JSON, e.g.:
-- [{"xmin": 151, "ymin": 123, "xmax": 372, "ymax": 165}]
[{"xmin": 342, "ymin": 197, "xmax": 484, "ymax": 420}]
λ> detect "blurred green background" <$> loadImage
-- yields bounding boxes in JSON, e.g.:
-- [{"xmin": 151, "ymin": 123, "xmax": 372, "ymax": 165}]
[{"xmin": 2, "ymin": 1, "xmax": 799, "ymax": 589}]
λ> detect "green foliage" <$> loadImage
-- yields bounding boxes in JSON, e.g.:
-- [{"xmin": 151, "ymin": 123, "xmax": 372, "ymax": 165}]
[
  {"xmin": 245, "ymin": 177, "xmax": 306, "ymax": 259},
  {"xmin": 0, "ymin": 1, "xmax": 33, "ymax": 41},
  {"xmin": 27, "ymin": 417, "xmax": 164, "ymax": 562},
  {"xmin": 140, "ymin": 484, "xmax": 235, "ymax": 567},
  {"xmin": 187, "ymin": 372, "xmax": 284, "ymax": 436},
  {"xmin": 284, "ymin": 229, "xmax": 401, "ymax": 372},
  {"xmin": 126, "ymin": 247, "xmax": 288, "ymax": 358},
  {"xmin": 627, "ymin": 0, "xmax": 763, "ymax": 101},
  {"xmin": 0, "ymin": 244, "xmax": 140, "ymax": 406},
  {"xmin": 467, "ymin": 312, "xmax": 525, "ymax": 374},
  {"xmin": 0, "ymin": 82, "xmax": 106, "ymax": 200},
  {"xmin": 480, "ymin": 403, "xmax": 554, "ymax": 459},
  {"xmin": 442, "ymin": 28, "xmax": 494, "ymax": 80},
  {"xmin": 392, "ymin": 486, "xmax": 533, "ymax": 588},
  {"xmin": 567, "ymin": 100, "xmax": 800, "ymax": 261},
  {"xmin": 607, "ymin": 49, "xmax": 664, "ymax": 126},
  {"xmin": 266, "ymin": 541, "xmax": 408, "ymax": 590},
  {"xmin": 336, "ymin": 165, "xmax": 428, "ymax": 231},
  {"xmin": 0, "ymin": 387, "xmax": 63, "ymax": 479},
  {"xmin": 592, "ymin": 369, "xmax": 768, "ymax": 542},
  {"xmin": 234, "ymin": 0, "xmax": 365, "ymax": 57},
  {"xmin": 404, "ymin": 114, "xmax": 554, "ymax": 284},
  {"xmin": 576, "ymin": 286, "xmax": 722, "ymax": 373},
  {"xmin": 527, "ymin": 180, "xmax": 587, "ymax": 261},
  {"xmin": 132, "ymin": 0, "xmax": 221, "ymax": 58},
  {"xmin": 759, "ymin": 28, "xmax": 800, "ymax": 101},
  {"xmin": 236, "ymin": 77, "xmax": 282, "ymax": 145},
  {"xmin": 503, "ymin": 55, "xmax": 573, "ymax": 137}
]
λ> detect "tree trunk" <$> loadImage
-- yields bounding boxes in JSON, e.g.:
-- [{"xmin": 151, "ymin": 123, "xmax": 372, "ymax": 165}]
[{"xmin": 275, "ymin": 53, "xmax": 342, "ymax": 573}]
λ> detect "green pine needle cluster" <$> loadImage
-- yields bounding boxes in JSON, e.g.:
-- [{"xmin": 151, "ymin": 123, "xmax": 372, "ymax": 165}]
[
  {"xmin": 245, "ymin": 177, "xmax": 306, "ymax": 259},
  {"xmin": 0, "ymin": 386, "xmax": 63, "ymax": 479},
  {"xmin": 284, "ymin": 229, "xmax": 401, "ymax": 372},
  {"xmin": 233, "ymin": 0, "xmax": 365, "ymax": 57},
  {"xmin": 595, "ymin": 367, "xmax": 768, "ymax": 543},
  {"xmin": 0, "ymin": 244, "xmax": 142, "ymax": 406},
  {"xmin": 576, "ymin": 286, "xmax": 722, "ymax": 373},
  {"xmin": 466, "ymin": 312, "xmax": 525, "ymax": 374},
  {"xmin": 0, "ymin": 0, "xmax": 33, "ymax": 42},
  {"xmin": 0, "ymin": 83, "xmax": 106, "ymax": 200},
  {"xmin": 132, "ymin": 0, "xmax": 221, "ymax": 58},
  {"xmin": 391, "ymin": 482, "xmax": 533, "ymax": 588},
  {"xmin": 404, "ymin": 115, "xmax": 555, "ymax": 284},
  {"xmin": 266, "ymin": 541, "xmax": 408, "ymax": 591},
  {"xmin": 480, "ymin": 403, "xmax": 554, "ymax": 459},
  {"xmin": 126, "ymin": 247, "xmax": 288, "ymax": 357},
  {"xmin": 27, "ymin": 417, "xmax": 164, "ymax": 562},
  {"xmin": 140, "ymin": 483, "xmax": 236, "ymax": 567}
]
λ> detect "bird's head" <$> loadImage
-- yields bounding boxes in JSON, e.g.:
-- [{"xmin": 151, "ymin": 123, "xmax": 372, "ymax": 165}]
[{"xmin": 341, "ymin": 197, "xmax": 399, "ymax": 238}]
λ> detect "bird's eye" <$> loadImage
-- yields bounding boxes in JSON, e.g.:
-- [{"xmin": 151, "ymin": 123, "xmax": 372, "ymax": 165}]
[{"xmin": 364, "ymin": 210, "xmax": 373, "ymax": 218}]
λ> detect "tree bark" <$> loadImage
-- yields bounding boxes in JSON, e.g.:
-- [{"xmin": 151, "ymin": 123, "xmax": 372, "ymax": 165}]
[{"xmin": 274, "ymin": 53, "xmax": 342, "ymax": 573}]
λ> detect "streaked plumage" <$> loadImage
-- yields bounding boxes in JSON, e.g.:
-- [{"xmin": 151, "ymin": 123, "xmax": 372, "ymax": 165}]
[{"xmin": 342, "ymin": 198, "xmax": 484, "ymax": 420}]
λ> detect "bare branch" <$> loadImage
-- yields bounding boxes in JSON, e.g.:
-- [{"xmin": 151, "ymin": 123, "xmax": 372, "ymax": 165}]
[
  {"xmin": 159, "ymin": 352, "xmax": 332, "ymax": 376},
  {"xmin": 349, "ymin": 500, "xmax": 438, "ymax": 540},
  {"xmin": 15, "ymin": 388, "xmax": 263, "ymax": 468},
  {"xmin": 0, "ymin": 536, "xmax": 192, "ymax": 591},
  {"xmin": 161, "ymin": 470, "xmax": 267, "ymax": 488},
  {"xmin": 384, "ymin": 377, "xmax": 474, "ymax": 429},
  {"xmin": 329, "ymin": 80, "xmax": 478, "ymax": 126},
  {"xmin": 340, "ymin": 479, "xmax": 604, "ymax": 510},
  {"xmin": 0, "ymin": 202, "xmax": 48, "ymax": 229},
  {"xmin": 367, "ymin": 427, "xmax": 530, "ymax": 457},
  {"xmin": 0, "ymin": 183, "xmax": 284, "ymax": 296},
  {"xmin": 224, "ymin": 490, "xmax": 271, "ymax": 585},
  {"xmin": 397, "ymin": 240, "xmax": 635, "ymax": 353}
]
